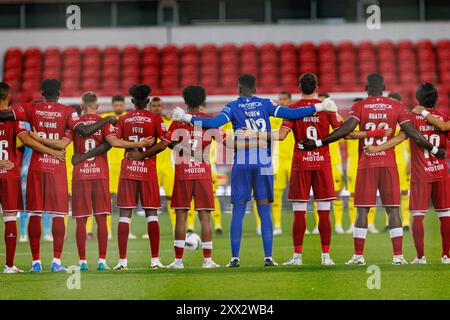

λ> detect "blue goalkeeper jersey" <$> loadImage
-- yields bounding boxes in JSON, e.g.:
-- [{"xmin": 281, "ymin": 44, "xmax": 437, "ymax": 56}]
[{"xmin": 221, "ymin": 96, "xmax": 280, "ymax": 167}]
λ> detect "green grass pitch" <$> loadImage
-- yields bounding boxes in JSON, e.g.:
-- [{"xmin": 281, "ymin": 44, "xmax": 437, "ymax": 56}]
[{"xmin": 0, "ymin": 208, "xmax": 449, "ymax": 300}]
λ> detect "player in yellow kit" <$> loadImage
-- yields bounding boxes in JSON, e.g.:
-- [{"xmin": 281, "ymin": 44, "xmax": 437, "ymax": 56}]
[
  {"xmin": 388, "ymin": 92, "xmax": 411, "ymax": 231},
  {"xmin": 254, "ymin": 91, "xmax": 294, "ymax": 235},
  {"xmin": 187, "ymin": 102, "xmax": 224, "ymax": 235}
]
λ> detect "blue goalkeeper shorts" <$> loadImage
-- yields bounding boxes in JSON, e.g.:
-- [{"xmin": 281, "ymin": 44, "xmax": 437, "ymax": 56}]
[{"xmin": 230, "ymin": 163, "xmax": 274, "ymax": 204}]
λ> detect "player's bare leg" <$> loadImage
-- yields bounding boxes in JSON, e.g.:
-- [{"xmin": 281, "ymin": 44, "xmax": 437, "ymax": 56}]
[
  {"xmin": 114, "ymin": 209, "xmax": 132, "ymax": 270},
  {"xmin": 168, "ymin": 209, "xmax": 188, "ymax": 269},
  {"xmin": 3, "ymin": 212, "xmax": 23, "ymax": 273},
  {"xmin": 346, "ymin": 207, "xmax": 369, "ymax": 265},
  {"xmin": 386, "ymin": 206, "xmax": 407, "ymax": 265},
  {"xmin": 198, "ymin": 210, "xmax": 219, "ymax": 268},
  {"xmin": 145, "ymin": 209, "xmax": 164, "ymax": 269}
]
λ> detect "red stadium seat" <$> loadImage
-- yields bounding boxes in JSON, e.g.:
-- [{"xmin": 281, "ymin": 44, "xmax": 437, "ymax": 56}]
[
  {"xmin": 142, "ymin": 54, "xmax": 159, "ymax": 66},
  {"xmin": 221, "ymin": 43, "xmax": 238, "ymax": 53},
  {"xmin": 260, "ymin": 53, "xmax": 277, "ymax": 64},
  {"xmin": 260, "ymin": 43, "xmax": 277, "ymax": 53},
  {"xmin": 397, "ymin": 40, "xmax": 414, "ymax": 51},
  {"xmin": 82, "ymin": 68, "xmax": 100, "ymax": 80},
  {"xmin": 24, "ymin": 47, "xmax": 42, "ymax": 58},
  {"xmin": 161, "ymin": 54, "xmax": 179, "ymax": 66},
  {"xmin": 299, "ymin": 42, "xmax": 315, "ymax": 52},
  {"xmin": 43, "ymin": 68, "xmax": 60, "ymax": 79},
  {"xmin": 81, "ymin": 78, "xmax": 99, "ymax": 90},
  {"xmin": 280, "ymin": 42, "xmax": 296, "ymax": 52},
  {"xmin": 161, "ymin": 44, "xmax": 178, "ymax": 55},
  {"xmin": 83, "ymin": 46, "xmax": 100, "ymax": 57},
  {"xmin": 123, "ymin": 45, "xmax": 139, "ymax": 57},
  {"xmin": 200, "ymin": 43, "xmax": 217, "ymax": 53},
  {"xmin": 63, "ymin": 47, "xmax": 81, "ymax": 57},
  {"xmin": 142, "ymin": 45, "xmax": 159, "ymax": 56},
  {"xmin": 103, "ymin": 46, "xmax": 120, "ymax": 57}
]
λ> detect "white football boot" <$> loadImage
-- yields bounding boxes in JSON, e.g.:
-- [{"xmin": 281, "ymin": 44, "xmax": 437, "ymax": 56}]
[
  {"xmin": 312, "ymin": 227, "xmax": 319, "ymax": 234},
  {"xmin": 113, "ymin": 259, "xmax": 128, "ymax": 270},
  {"xmin": 167, "ymin": 259, "xmax": 184, "ymax": 269},
  {"xmin": 321, "ymin": 253, "xmax": 335, "ymax": 266},
  {"xmin": 346, "ymin": 255, "xmax": 366, "ymax": 265},
  {"xmin": 282, "ymin": 254, "xmax": 302, "ymax": 266},
  {"xmin": 4, "ymin": 265, "xmax": 24, "ymax": 273},
  {"xmin": 441, "ymin": 255, "xmax": 450, "ymax": 264},
  {"xmin": 410, "ymin": 256, "xmax": 427, "ymax": 264},
  {"xmin": 392, "ymin": 255, "xmax": 408, "ymax": 265},
  {"xmin": 150, "ymin": 258, "xmax": 165, "ymax": 269},
  {"xmin": 203, "ymin": 259, "xmax": 220, "ymax": 269}
]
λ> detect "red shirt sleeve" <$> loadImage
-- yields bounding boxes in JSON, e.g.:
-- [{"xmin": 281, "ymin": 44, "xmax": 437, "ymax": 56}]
[
  {"xmin": 12, "ymin": 104, "xmax": 31, "ymax": 122},
  {"xmin": 328, "ymin": 112, "xmax": 344, "ymax": 129},
  {"xmin": 66, "ymin": 107, "xmax": 82, "ymax": 130},
  {"xmin": 154, "ymin": 115, "xmax": 167, "ymax": 138},
  {"xmin": 115, "ymin": 117, "xmax": 124, "ymax": 139},
  {"xmin": 281, "ymin": 119, "xmax": 294, "ymax": 130},
  {"xmin": 103, "ymin": 123, "xmax": 116, "ymax": 140},
  {"xmin": 15, "ymin": 121, "xmax": 27, "ymax": 136},
  {"xmin": 161, "ymin": 121, "xmax": 178, "ymax": 143},
  {"xmin": 348, "ymin": 102, "xmax": 362, "ymax": 122},
  {"xmin": 64, "ymin": 129, "xmax": 73, "ymax": 142},
  {"xmin": 398, "ymin": 107, "xmax": 412, "ymax": 126}
]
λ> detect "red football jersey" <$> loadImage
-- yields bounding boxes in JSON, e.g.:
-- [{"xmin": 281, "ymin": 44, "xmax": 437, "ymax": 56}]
[
  {"xmin": 0, "ymin": 109, "xmax": 26, "ymax": 179},
  {"xmin": 71, "ymin": 114, "xmax": 116, "ymax": 181},
  {"xmin": 409, "ymin": 109, "xmax": 448, "ymax": 183},
  {"xmin": 12, "ymin": 102, "xmax": 81, "ymax": 173},
  {"xmin": 116, "ymin": 109, "xmax": 166, "ymax": 181},
  {"xmin": 282, "ymin": 99, "xmax": 343, "ymax": 171},
  {"xmin": 348, "ymin": 96, "xmax": 411, "ymax": 169},
  {"xmin": 162, "ymin": 112, "xmax": 226, "ymax": 181}
]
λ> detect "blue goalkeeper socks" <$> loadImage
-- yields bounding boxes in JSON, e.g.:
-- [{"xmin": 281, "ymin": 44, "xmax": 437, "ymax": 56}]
[
  {"xmin": 257, "ymin": 203, "xmax": 273, "ymax": 258},
  {"xmin": 230, "ymin": 202, "xmax": 247, "ymax": 258}
]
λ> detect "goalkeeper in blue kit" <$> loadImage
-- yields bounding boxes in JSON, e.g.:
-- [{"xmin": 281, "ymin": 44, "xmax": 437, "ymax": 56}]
[{"xmin": 172, "ymin": 74, "xmax": 337, "ymax": 267}]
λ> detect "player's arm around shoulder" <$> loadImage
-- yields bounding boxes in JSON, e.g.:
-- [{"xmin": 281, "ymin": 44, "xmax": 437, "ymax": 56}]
[
  {"xmin": 363, "ymin": 131, "xmax": 407, "ymax": 154},
  {"xmin": 18, "ymin": 131, "xmax": 65, "ymax": 161}
]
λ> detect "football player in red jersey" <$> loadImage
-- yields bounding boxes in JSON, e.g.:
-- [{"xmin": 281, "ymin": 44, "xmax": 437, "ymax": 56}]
[
  {"xmin": 0, "ymin": 82, "xmax": 65, "ymax": 273},
  {"xmin": 412, "ymin": 106, "xmax": 450, "ymax": 131},
  {"xmin": 0, "ymin": 79, "xmax": 116, "ymax": 272},
  {"xmin": 128, "ymin": 85, "xmax": 226, "ymax": 269},
  {"xmin": 300, "ymin": 73, "xmax": 445, "ymax": 265},
  {"xmin": 69, "ymin": 92, "xmax": 154, "ymax": 271},
  {"xmin": 273, "ymin": 73, "xmax": 343, "ymax": 265},
  {"xmin": 69, "ymin": 85, "xmax": 165, "ymax": 270},
  {"xmin": 365, "ymin": 83, "xmax": 449, "ymax": 264}
]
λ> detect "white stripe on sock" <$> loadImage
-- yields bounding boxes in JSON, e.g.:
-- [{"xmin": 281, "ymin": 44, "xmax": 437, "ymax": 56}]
[
  {"xmin": 119, "ymin": 217, "xmax": 131, "ymax": 223},
  {"xmin": 316, "ymin": 201, "xmax": 331, "ymax": 211},
  {"xmin": 389, "ymin": 227, "xmax": 403, "ymax": 238},
  {"xmin": 202, "ymin": 241, "xmax": 212, "ymax": 249},
  {"xmin": 174, "ymin": 240, "xmax": 185, "ymax": 248},
  {"xmin": 3, "ymin": 216, "xmax": 16, "ymax": 222},
  {"xmin": 353, "ymin": 227, "xmax": 368, "ymax": 239},
  {"xmin": 292, "ymin": 202, "xmax": 307, "ymax": 211},
  {"xmin": 437, "ymin": 210, "xmax": 450, "ymax": 218},
  {"xmin": 146, "ymin": 215, "xmax": 158, "ymax": 222}
]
